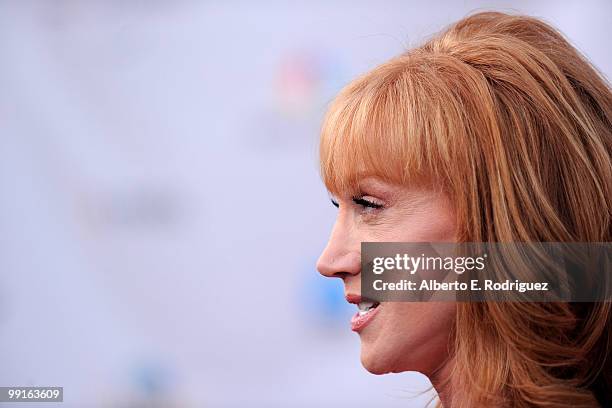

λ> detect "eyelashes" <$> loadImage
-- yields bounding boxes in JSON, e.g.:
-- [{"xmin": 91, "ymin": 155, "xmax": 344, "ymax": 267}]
[
  {"xmin": 329, "ymin": 196, "xmax": 384, "ymax": 210},
  {"xmin": 352, "ymin": 196, "xmax": 383, "ymax": 209}
]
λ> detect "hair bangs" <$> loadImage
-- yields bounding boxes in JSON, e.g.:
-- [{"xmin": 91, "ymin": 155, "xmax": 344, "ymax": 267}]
[{"xmin": 319, "ymin": 63, "xmax": 454, "ymax": 196}]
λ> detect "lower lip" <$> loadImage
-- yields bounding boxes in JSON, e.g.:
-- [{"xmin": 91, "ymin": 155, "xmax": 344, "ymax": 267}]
[{"xmin": 350, "ymin": 305, "xmax": 381, "ymax": 332}]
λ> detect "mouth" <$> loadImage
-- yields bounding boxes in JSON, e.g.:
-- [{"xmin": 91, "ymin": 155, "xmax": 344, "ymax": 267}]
[{"xmin": 346, "ymin": 295, "xmax": 381, "ymax": 332}]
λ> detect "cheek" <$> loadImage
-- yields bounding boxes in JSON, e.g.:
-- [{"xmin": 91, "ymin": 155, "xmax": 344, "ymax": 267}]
[
  {"xmin": 404, "ymin": 199, "xmax": 456, "ymax": 241},
  {"xmin": 370, "ymin": 193, "xmax": 456, "ymax": 242},
  {"xmin": 354, "ymin": 187, "xmax": 457, "ymax": 374},
  {"xmin": 393, "ymin": 302, "xmax": 455, "ymax": 344},
  {"xmin": 361, "ymin": 302, "xmax": 456, "ymax": 375}
]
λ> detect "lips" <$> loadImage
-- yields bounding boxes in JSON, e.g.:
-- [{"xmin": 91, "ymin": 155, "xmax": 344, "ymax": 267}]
[{"xmin": 346, "ymin": 294, "xmax": 381, "ymax": 332}]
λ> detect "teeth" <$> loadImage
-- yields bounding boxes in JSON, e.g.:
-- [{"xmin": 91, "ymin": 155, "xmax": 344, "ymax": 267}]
[{"xmin": 358, "ymin": 301, "xmax": 376, "ymax": 312}]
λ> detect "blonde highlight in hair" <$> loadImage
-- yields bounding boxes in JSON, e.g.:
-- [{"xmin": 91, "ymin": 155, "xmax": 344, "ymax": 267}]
[{"xmin": 320, "ymin": 11, "xmax": 611, "ymax": 407}]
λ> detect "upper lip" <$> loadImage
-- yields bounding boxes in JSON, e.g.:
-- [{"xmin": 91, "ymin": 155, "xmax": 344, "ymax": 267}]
[{"xmin": 346, "ymin": 294, "xmax": 380, "ymax": 304}]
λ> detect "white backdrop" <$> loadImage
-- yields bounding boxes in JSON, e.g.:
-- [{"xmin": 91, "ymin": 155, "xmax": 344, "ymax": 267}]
[{"xmin": 0, "ymin": 1, "xmax": 610, "ymax": 407}]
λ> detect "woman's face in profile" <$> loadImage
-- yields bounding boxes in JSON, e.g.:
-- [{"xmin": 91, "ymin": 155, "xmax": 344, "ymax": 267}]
[{"xmin": 317, "ymin": 177, "xmax": 457, "ymax": 376}]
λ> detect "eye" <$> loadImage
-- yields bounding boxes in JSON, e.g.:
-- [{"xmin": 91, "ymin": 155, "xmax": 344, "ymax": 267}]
[
  {"xmin": 352, "ymin": 196, "xmax": 384, "ymax": 210},
  {"xmin": 330, "ymin": 199, "xmax": 339, "ymax": 208}
]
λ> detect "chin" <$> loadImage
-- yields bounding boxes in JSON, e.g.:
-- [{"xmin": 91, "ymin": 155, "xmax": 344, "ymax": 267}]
[
  {"xmin": 359, "ymin": 344, "xmax": 403, "ymax": 375},
  {"xmin": 359, "ymin": 336, "xmax": 433, "ymax": 376},
  {"xmin": 360, "ymin": 353, "xmax": 391, "ymax": 375}
]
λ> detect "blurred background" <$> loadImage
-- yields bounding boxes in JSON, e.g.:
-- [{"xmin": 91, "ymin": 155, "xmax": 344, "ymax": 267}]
[{"xmin": 0, "ymin": 1, "xmax": 609, "ymax": 407}]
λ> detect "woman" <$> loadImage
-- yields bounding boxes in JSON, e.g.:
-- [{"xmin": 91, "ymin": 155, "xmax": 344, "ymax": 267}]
[{"xmin": 316, "ymin": 11, "xmax": 611, "ymax": 407}]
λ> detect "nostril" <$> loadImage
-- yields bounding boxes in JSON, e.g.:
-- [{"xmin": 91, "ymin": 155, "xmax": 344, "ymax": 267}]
[{"xmin": 334, "ymin": 271, "xmax": 354, "ymax": 280}]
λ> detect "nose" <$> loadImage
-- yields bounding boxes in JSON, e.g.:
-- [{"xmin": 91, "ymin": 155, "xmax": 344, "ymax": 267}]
[{"xmin": 316, "ymin": 219, "xmax": 360, "ymax": 279}]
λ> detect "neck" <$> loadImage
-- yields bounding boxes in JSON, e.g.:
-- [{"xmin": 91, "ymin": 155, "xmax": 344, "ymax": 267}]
[{"xmin": 430, "ymin": 357, "xmax": 456, "ymax": 407}]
